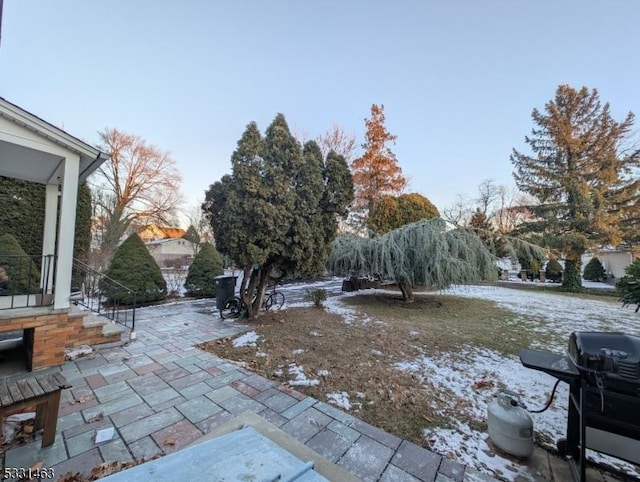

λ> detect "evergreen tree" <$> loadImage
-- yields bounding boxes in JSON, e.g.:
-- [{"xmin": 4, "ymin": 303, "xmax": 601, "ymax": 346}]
[
  {"xmin": 511, "ymin": 85, "xmax": 640, "ymax": 292},
  {"xmin": 74, "ymin": 182, "xmax": 92, "ymax": 263},
  {"xmin": 368, "ymin": 193, "xmax": 439, "ymax": 235},
  {"xmin": 182, "ymin": 225, "xmax": 200, "ymax": 244},
  {"xmin": 103, "ymin": 233, "xmax": 166, "ymax": 304},
  {"xmin": 617, "ymin": 259, "xmax": 640, "ymax": 312},
  {"xmin": 351, "ymin": 104, "xmax": 406, "ymax": 219},
  {"xmin": 583, "ymin": 257, "xmax": 606, "ymax": 281},
  {"xmin": 0, "ymin": 177, "xmax": 93, "ymax": 261},
  {"xmin": 545, "ymin": 258, "xmax": 563, "ymax": 282},
  {"xmin": 203, "ymin": 114, "xmax": 353, "ymax": 318},
  {"xmin": 184, "ymin": 243, "xmax": 223, "ymax": 297},
  {"xmin": 0, "ymin": 234, "xmax": 40, "ymax": 294},
  {"xmin": 327, "ymin": 218, "xmax": 503, "ymax": 302},
  {"xmin": 0, "ymin": 176, "xmax": 45, "ymax": 257}
]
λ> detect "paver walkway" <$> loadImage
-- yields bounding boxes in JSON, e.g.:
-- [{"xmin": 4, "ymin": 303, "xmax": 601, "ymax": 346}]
[{"xmin": 0, "ymin": 299, "xmax": 621, "ymax": 481}]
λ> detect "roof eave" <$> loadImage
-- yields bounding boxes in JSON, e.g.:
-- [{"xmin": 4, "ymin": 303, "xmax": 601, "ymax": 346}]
[{"xmin": 0, "ymin": 97, "xmax": 107, "ymax": 167}]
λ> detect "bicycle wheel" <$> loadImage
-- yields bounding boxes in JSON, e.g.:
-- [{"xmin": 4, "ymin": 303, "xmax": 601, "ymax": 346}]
[
  {"xmin": 220, "ymin": 297, "xmax": 246, "ymax": 320},
  {"xmin": 265, "ymin": 291, "xmax": 285, "ymax": 311}
]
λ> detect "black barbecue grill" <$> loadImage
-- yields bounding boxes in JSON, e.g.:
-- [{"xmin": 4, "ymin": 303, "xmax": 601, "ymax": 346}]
[{"xmin": 520, "ymin": 331, "xmax": 640, "ymax": 482}]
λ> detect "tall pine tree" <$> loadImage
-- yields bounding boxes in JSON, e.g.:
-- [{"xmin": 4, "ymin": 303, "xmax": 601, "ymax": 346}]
[{"xmin": 511, "ymin": 85, "xmax": 640, "ymax": 292}]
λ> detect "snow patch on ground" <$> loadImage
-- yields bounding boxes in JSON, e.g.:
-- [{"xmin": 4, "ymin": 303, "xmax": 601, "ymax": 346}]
[
  {"xmin": 446, "ymin": 285, "xmax": 640, "ymax": 352},
  {"xmin": 323, "ymin": 292, "xmax": 378, "ymax": 325},
  {"xmin": 292, "ymin": 348, "xmax": 304, "ymax": 355},
  {"xmin": 317, "ymin": 369, "xmax": 330, "ymax": 377},
  {"xmin": 397, "ymin": 345, "xmax": 640, "ymax": 480},
  {"xmin": 232, "ymin": 331, "xmax": 260, "ymax": 347},
  {"xmin": 327, "ymin": 391, "xmax": 352, "ymax": 410},
  {"xmin": 287, "ymin": 363, "xmax": 320, "ymax": 386}
]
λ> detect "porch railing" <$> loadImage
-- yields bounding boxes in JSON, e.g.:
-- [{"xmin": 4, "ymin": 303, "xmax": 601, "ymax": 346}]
[
  {"xmin": 71, "ymin": 259, "xmax": 136, "ymax": 331},
  {"xmin": 0, "ymin": 254, "xmax": 55, "ymax": 310}
]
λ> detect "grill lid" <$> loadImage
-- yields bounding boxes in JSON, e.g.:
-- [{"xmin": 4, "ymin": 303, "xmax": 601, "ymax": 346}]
[{"xmin": 568, "ymin": 332, "xmax": 640, "ymax": 382}]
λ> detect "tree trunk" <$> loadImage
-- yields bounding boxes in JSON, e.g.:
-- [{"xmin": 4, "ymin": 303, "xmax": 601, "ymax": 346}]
[
  {"xmin": 398, "ymin": 281, "xmax": 414, "ymax": 302},
  {"xmin": 562, "ymin": 257, "xmax": 584, "ymax": 292},
  {"xmin": 240, "ymin": 263, "xmax": 273, "ymax": 319}
]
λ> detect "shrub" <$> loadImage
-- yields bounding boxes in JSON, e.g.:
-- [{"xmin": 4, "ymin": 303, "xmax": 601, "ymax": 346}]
[
  {"xmin": 184, "ymin": 243, "xmax": 224, "ymax": 298},
  {"xmin": 545, "ymin": 258, "xmax": 563, "ymax": 283},
  {"xmin": 617, "ymin": 259, "xmax": 640, "ymax": 312},
  {"xmin": 103, "ymin": 233, "xmax": 166, "ymax": 304},
  {"xmin": 0, "ymin": 234, "xmax": 40, "ymax": 294},
  {"xmin": 584, "ymin": 257, "xmax": 606, "ymax": 281},
  {"xmin": 306, "ymin": 288, "xmax": 328, "ymax": 307}
]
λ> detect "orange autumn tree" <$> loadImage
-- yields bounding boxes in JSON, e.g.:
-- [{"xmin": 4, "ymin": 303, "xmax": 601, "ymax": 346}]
[{"xmin": 350, "ymin": 104, "xmax": 407, "ymax": 228}]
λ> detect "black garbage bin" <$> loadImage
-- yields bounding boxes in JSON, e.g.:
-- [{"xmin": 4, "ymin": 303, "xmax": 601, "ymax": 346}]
[{"xmin": 214, "ymin": 275, "xmax": 237, "ymax": 310}]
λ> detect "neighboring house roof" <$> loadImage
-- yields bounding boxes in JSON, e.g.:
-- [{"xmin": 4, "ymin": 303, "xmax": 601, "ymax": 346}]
[
  {"xmin": 0, "ymin": 97, "xmax": 108, "ymax": 184},
  {"xmin": 137, "ymin": 224, "xmax": 186, "ymax": 241},
  {"xmin": 159, "ymin": 227, "xmax": 186, "ymax": 238}
]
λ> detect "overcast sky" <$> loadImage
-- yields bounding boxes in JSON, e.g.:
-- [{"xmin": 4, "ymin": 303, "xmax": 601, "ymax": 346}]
[{"xmin": 2, "ymin": 1, "xmax": 639, "ymax": 221}]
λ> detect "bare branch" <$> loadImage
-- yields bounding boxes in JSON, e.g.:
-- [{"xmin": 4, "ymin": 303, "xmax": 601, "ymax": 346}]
[{"xmin": 90, "ymin": 128, "xmax": 183, "ymax": 262}]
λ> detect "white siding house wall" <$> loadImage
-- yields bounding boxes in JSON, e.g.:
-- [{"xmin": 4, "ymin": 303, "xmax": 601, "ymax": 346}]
[
  {"xmin": 146, "ymin": 238, "xmax": 198, "ymax": 267},
  {"xmin": 582, "ymin": 250, "xmax": 635, "ymax": 279}
]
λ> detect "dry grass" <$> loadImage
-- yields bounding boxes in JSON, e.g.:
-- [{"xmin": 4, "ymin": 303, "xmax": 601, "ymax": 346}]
[{"xmin": 199, "ymin": 291, "xmax": 541, "ymax": 447}]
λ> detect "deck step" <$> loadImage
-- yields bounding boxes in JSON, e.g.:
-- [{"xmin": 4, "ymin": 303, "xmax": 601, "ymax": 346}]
[{"xmin": 78, "ymin": 312, "xmax": 128, "ymax": 345}]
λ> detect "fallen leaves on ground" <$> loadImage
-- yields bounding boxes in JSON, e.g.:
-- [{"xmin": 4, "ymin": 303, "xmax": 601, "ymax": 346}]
[
  {"xmin": 58, "ymin": 455, "xmax": 164, "ymax": 481},
  {"xmin": 472, "ymin": 380, "xmax": 494, "ymax": 391}
]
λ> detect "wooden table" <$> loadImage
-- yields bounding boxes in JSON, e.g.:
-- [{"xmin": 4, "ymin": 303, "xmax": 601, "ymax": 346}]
[{"xmin": 0, "ymin": 372, "xmax": 71, "ymax": 447}]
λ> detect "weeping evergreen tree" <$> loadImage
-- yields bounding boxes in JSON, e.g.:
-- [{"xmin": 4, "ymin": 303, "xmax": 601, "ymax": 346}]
[{"xmin": 327, "ymin": 218, "xmax": 543, "ymax": 302}]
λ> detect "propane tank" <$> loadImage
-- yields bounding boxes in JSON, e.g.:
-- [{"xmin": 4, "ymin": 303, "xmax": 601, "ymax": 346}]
[{"xmin": 487, "ymin": 390, "xmax": 534, "ymax": 458}]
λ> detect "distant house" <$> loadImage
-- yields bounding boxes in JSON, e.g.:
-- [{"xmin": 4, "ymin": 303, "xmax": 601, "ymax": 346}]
[
  {"xmin": 582, "ymin": 249, "xmax": 637, "ymax": 279},
  {"xmin": 136, "ymin": 224, "xmax": 186, "ymax": 243},
  {"xmin": 146, "ymin": 238, "xmax": 198, "ymax": 268}
]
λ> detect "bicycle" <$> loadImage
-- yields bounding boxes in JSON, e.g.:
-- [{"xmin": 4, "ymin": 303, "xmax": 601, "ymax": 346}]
[{"xmin": 219, "ymin": 284, "xmax": 285, "ymax": 320}]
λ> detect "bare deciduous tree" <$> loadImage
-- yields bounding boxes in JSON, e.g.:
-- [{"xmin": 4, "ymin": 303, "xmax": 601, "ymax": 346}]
[
  {"xmin": 443, "ymin": 194, "xmax": 474, "ymax": 226},
  {"xmin": 475, "ymin": 179, "xmax": 499, "ymax": 216},
  {"xmin": 181, "ymin": 202, "xmax": 215, "ymax": 255},
  {"xmin": 444, "ymin": 181, "xmax": 534, "ymax": 234},
  {"xmin": 90, "ymin": 128, "xmax": 183, "ymax": 265},
  {"xmin": 316, "ymin": 124, "xmax": 358, "ymax": 162}
]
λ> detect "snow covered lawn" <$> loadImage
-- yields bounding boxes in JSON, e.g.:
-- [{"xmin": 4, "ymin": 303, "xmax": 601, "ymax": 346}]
[{"xmin": 400, "ymin": 285, "xmax": 640, "ymax": 480}]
